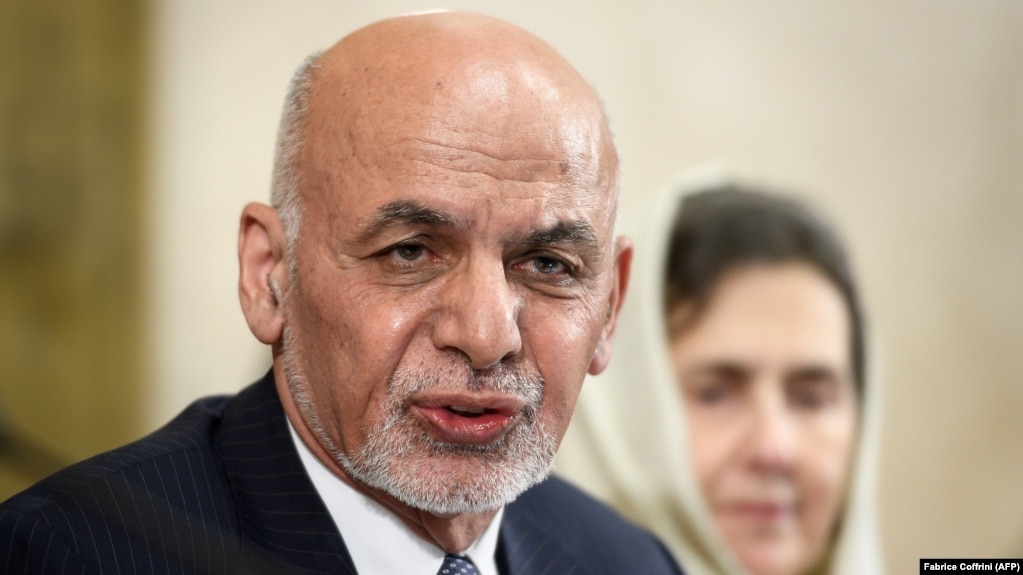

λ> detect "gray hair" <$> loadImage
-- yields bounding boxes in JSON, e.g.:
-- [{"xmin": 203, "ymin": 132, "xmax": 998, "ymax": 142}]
[{"xmin": 270, "ymin": 51, "xmax": 323, "ymax": 248}]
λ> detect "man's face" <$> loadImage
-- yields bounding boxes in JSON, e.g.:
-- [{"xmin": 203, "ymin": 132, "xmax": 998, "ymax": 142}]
[{"xmin": 277, "ymin": 59, "xmax": 622, "ymax": 514}]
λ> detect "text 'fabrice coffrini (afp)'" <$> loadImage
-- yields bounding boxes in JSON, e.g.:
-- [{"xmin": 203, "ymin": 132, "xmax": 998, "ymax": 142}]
[{"xmin": 921, "ymin": 559, "xmax": 1022, "ymax": 573}]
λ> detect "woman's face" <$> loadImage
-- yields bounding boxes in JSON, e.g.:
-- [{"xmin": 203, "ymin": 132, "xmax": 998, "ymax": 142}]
[{"xmin": 669, "ymin": 262, "xmax": 859, "ymax": 575}]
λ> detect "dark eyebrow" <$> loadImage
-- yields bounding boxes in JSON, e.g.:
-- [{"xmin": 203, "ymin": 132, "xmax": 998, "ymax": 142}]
[
  {"xmin": 354, "ymin": 200, "xmax": 461, "ymax": 243},
  {"xmin": 785, "ymin": 364, "xmax": 844, "ymax": 386},
  {"xmin": 526, "ymin": 220, "xmax": 597, "ymax": 245},
  {"xmin": 514, "ymin": 220, "xmax": 603, "ymax": 262},
  {"xmin": 354, "ymin": 201, "xmax": 603, "ymax": 261},
  {"xmin": 687, "ymin": 361, "xmax": 752, "ymax": 382}
]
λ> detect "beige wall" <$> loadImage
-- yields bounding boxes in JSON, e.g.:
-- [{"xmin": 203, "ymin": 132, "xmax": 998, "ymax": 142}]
[{"xmin": 149, "ymin": 1, "xmax": 1023, "ymax": 572}]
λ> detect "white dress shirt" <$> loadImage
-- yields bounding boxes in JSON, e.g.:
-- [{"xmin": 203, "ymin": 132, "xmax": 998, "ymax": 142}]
[{"xmin": 288, "ymin": 421, "xmax": 503, "ymax": 575}]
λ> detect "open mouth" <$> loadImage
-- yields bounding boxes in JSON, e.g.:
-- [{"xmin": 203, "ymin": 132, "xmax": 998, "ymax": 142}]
[
  {"xmin": 410, "ymin": 395, "xmax": 526, "ymax": 445},
  {"xmin": 446, "ymin": 405, "xmax": 489, "ymax": 417}
]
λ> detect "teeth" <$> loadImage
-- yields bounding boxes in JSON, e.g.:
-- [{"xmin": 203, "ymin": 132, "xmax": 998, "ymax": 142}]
[{"xmin": 448, "ymin": 405, "xmax": 486, "ymax": 416}]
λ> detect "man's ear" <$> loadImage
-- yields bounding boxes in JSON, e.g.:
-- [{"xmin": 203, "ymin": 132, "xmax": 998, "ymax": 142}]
[
  {"xmin": 589, "ymin": 236, "xmax": 633, "ymax": 375},
  {"xmin": 238, "ymin": 202, "xmax": 288, "ymax": 344}
]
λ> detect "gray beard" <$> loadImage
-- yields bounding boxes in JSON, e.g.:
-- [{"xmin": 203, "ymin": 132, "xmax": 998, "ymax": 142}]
[{"xmin": 281, "ymin": 322, "xmax": 557, "ymax": 515}]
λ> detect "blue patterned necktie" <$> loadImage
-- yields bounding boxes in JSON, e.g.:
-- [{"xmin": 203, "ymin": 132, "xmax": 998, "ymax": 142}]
[{"xmin": 437, "ymin": 553, "xmax": 482, "ymax": 575}]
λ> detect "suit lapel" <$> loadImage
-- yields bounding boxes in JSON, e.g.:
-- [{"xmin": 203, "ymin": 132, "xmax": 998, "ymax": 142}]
[
  {"xmin": 499, "ymin": 491, "xmax": 587, "ymax": 575},
  {"xmin": 217, "ymin": 372, "xmax": 358, "ymax": 574}
]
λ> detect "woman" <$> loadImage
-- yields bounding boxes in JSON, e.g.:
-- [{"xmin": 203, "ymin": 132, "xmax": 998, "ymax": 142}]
[{"xmin": 557, "ymin": 173, "xmax": 883, "ymax": 575}]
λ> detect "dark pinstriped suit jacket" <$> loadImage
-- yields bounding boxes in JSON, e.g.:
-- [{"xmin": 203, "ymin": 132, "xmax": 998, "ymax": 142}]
[{"xmin": 0, "ymin": 372, "xmax": 684, "ymax": 574}]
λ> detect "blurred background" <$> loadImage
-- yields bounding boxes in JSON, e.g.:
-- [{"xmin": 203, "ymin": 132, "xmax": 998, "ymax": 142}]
[{"xmin": 1, "ymin": 0, "xmax": 1020, "ymax": 572}]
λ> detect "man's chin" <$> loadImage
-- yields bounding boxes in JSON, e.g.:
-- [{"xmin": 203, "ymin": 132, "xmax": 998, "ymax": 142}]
[
  {"xmin": 348, "ymin": 450, "xmax": 553, "ymax": 516},
  {"xmin": 336, "ymin": 408, "xmax": 557, "ymax": 515}
]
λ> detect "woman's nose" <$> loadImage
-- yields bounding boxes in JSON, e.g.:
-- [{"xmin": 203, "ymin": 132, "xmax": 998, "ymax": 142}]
[{"xmin": 746, "ymin": 391, "xmax": 799, "ymax": 473}]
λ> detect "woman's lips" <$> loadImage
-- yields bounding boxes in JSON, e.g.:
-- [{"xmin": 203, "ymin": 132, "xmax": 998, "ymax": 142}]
[
  {"xmin": 410, "ymin": 394, "xmax": 526, "ymax": 445},
  {"xmin": 721, "ymin": 501, "xmax": 796, "ymax": 524}
]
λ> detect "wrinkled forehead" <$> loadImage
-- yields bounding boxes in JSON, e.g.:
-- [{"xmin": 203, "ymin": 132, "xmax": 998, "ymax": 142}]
[{"xmin": 297, "ymin": 20, "xmax": 619, "ymax": 226}]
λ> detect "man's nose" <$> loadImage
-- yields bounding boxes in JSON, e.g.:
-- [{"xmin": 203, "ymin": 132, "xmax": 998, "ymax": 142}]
[{"xmin": 431, "ymin": 258, "xmax": 522, "ymax": 369}]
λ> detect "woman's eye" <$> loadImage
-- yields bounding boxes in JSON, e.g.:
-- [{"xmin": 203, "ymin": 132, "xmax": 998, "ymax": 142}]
[
  {"xmin": 697, "ymin": 384, "xmax": 727, "ymax": 404},
  {"xmin": 789, "ymin": 383, "xmax": 837, "ymax": 410},
  {"xmin": 689, "ymin": 380, "xmax": 732, "ymax": 405}
]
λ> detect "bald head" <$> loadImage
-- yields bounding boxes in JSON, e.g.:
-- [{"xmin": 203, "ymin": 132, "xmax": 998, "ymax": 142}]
[
  {"xmin": 270, "ymin": 12, "xmax": 618, "ymax": 243},
  {"xmin": 320, "ymin": 12, "xmax": 598, "ymax": 99}
]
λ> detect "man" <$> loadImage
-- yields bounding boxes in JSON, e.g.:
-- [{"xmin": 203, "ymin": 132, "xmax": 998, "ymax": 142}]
[{"xmin": 0, "ymin": 12, "xmax": 684, "ymax": 574}]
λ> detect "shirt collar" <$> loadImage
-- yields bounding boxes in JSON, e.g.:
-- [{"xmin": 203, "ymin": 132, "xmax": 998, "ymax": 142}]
[{"xmin": 287, "ymin": 419, "xmax": 504, "ymax": 575}]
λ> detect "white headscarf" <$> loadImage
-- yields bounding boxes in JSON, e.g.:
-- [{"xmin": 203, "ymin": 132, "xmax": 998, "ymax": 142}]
[{"xmin": 556, "ymin": 167, "xmax": 884, "ymax": 575}]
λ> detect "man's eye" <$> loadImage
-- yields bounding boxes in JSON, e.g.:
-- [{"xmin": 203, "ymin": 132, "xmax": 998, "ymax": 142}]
[
  {"xmin": 393, "ymin": 243, "xmax": 425, "ymax": 261},
  {"xmin": 533, "ymin": 256, "xmax": 567, "ymax": 275}
]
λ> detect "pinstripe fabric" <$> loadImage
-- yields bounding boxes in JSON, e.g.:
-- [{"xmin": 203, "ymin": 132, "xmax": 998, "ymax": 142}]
[
  {"xmin": 1, "ymin": 373, "xmax": 685, "ymax": 575},
  {"xmin": 500, "ymin": 476, "xmax": 685, "ymax": 575},
  {"xmin": 0, "ymin": 374, "xmax": 353, "ymax": 574}
]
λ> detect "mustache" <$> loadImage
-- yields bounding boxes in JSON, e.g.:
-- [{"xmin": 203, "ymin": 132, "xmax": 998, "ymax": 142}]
[{"xmin": 388, "ymin": 360, "xmax": 545, "ymax": 410}]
